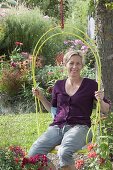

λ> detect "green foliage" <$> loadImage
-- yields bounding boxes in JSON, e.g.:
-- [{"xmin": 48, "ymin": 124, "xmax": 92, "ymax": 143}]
[
  {"xmin": 0, "ymin": 24, "xmax": 5, "ymax": 44},
  {"xmin": 88, "ymin": 0, "xmax": 95, "ymax": 15},
  {"xmin": 0, "ymin": 63, "xmax": 25, "ymax": 96},
  {"xmin": 22, "ymin": 0, "xmax": 69, "ymax": 20},
  {"xmin": 103, "ymin": 112, "xmax": 113, "ymax": 153},
  {"xmin": 0, "ymin": 0, "xmax": 17, "ymax": 8},
  {"xmin": 83, "ymin": 142, "xmax": 112, "ymax": 169},
  {"xmin": 0, "ymin": 7, "xmax": 53, "ymax": 54},
  {"xmin": 0, "ymin": 42, "xmax": 30, "ymax": 98},
  {"xmin": 65, "ymin": 0, "xmax": 90, "ymax": 33},
  {"xmin": 105, "ymin": 2, "xmax": 113, "ymax": 10},
  {"xmin": 0, "ymin": 146, "xmax": 50, "ymax": 170},
  {"xmin": 0, "ymin": 146, "xmax": 25, "ymax": 170},
  {"xmin": 0, "ymin": 7, "xmax": 69, "ymax": 65}
]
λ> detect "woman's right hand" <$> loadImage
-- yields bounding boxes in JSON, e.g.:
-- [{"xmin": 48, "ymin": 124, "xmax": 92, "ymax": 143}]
[{"xmin": 32, "ymin": 87, "xmax": 44, "ymax": 100}]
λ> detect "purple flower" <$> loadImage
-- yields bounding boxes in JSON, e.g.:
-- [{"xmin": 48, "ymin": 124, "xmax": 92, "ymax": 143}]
[
  {"xmin": 21, "ymin": 52, "xmax": 29, "ymax": 58},
  {"xmin": 74, "ymin": 40, "xmax": 83, "ymax": 45},
  {"xmin": 64, "ymin": 41, "xmax": 68, "ymax": 45},
  {"xmin": 81, "ymin": 45, "xmax": 88, "ymax": 50}
]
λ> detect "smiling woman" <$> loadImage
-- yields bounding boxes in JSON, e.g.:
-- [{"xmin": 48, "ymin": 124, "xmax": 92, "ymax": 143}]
[{"xmin": 29, "ymin": 49, "xmax": 110, "ymax": 170}]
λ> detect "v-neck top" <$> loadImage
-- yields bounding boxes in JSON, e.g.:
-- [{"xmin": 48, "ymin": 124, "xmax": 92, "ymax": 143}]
[{"xmin": 50, "ymin": 78, "xmax": 104, "ymax": 128}]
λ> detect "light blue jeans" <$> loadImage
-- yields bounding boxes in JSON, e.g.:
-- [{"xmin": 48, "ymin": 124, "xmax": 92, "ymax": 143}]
[{"xmin": 28, "ymin": 124, "xmax": 92, "ymax": 167}]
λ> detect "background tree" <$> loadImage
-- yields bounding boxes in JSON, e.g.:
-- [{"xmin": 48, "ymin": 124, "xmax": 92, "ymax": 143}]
[
  {"xmin": 22, "ymin": 0, "xmax": 69, "ymax": 21},
  {"xmin": 95, "ymin": 0, "xmax": 113, "ymax": 111}
]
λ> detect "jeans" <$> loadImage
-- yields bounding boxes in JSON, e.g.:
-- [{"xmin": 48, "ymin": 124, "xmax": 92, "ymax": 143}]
[{"xmin": 28, "ymin": 124, "xmax": 92, "ymax": 167}]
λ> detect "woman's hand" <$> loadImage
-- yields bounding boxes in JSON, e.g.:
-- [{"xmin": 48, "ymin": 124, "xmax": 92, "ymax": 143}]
[
  {"xmin": 95, "ymin": 90, "xmax": 104, "ymax": 101},
  {"xmin": 32, "ymin": 87, "xmax": 44, "ymax": 100},
  {"xmin": 95, "ymin": 90, "xmax": 110, "ymax": 113},
  {"xmin": 32, "ymin": 87, "xmax": 51, "ymax": 112}
]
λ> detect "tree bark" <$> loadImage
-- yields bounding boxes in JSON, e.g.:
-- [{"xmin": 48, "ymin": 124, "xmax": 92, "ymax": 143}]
[{"xmin": 95, "ymin": 1, "xmax": 113, "ymax": 111}]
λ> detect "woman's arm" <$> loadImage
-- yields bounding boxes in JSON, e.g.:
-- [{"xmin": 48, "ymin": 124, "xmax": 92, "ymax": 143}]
[
  {"xmin": 32, "ymin": 88, "xmax": 52, "ymax": 112},
  {"xmin": 95, "ymin": 90, "xmax": 110, "ymax": 113}
]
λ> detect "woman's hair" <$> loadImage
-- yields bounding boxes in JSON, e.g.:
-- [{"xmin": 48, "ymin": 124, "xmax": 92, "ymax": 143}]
[{"xmin": 63, "ymin": 49, "xmax": 85, "ymax": 65}]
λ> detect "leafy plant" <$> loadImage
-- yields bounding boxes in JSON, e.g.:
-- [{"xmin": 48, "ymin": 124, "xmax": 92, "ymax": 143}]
[
  {"xmin": 0, "ymin": 146, "xmax": 51, "ymax": 170},
  {"xmin": 22, "ymin": 0, "xmax": 69, "ymax": 20},
  {"xmin": 0, "ymin": 146, "xmax": 25, "ymax": 170},
  {"xmin": 0, "ymin": 42, "xmax": 30, "ymax": 97}
]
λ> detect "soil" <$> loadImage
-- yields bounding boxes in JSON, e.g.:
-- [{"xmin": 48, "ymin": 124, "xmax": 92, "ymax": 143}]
[{"xmin": 48, "ymin": 152, "xmax": 87, "ymax": 169}]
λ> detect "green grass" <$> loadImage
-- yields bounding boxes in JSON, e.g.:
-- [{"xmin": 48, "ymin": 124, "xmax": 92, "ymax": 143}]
[{"xmin": 0, "ymin": 113, "xmax": 52, "ymax": 151}]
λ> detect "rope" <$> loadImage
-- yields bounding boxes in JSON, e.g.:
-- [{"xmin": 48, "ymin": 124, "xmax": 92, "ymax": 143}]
[{"xmin": 60, "ymin": 0, "xmax": 64, "ymax": 29}]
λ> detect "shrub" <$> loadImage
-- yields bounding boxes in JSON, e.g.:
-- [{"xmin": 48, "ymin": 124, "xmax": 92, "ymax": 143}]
[
  {"xmin": 75, "ymin": 142, "xmax": 112, "ymax": 170},
  {"xmin": 0, "ymin": 6, "xmax": 68, "ymax": 65},
  {"xmin": 0, "ymin": 146, "xmax": 25, "ymax": 170},
  {"xmin": 0, "ymin": 42, "xmax": 34, "ymax": 113},
  {"xmin": 0, "ymin": 66, "xmax": 26, "ymax": 96},
  {"xmin": 0, "ymin": 42, "xmax": 30, "ymax": 97}
]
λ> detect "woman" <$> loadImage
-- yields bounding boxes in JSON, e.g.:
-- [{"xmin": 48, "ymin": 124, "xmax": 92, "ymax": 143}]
[{"xmin": 28, "ymin": 49, "xmax": 110, "ymax": 170}]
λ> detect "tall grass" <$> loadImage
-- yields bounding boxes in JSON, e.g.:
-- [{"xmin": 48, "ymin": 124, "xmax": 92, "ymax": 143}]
[{"xmin": 0, "ymin": 113, "xmax": 52, "ymax": 151}]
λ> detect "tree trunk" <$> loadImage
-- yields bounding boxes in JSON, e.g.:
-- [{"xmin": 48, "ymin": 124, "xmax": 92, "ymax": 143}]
[{"xmin": 95, "ymin": 1, "xmax": 113, "ymax": 111}]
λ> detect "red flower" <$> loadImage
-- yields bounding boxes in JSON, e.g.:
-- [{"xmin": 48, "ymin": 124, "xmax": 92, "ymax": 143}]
[
  {"xmin": 14, "ymin": 157, "xmax": 19, "ymax": 163},
  {"xmin": 88, "ymin": 151, "xmax": 97, "ymax": 158},
  {"xmin": 21, "ymin": 157, "xmax": 30, "ymax": 168},
  {"xmin": 75, "ymin": 159, "xmax": 84, "ymax": 169},
  {"xmin": 15, "ymin": 42, "xmax": 23, "ymax": 46},
  {"xmin": 21, "ymin": 154, "xmax": 48, "ymax": 168},
  {"xmin": 11, "ymin": 62, "xmax": 17, "ymax": 67},
  {"xmin": 9, "ymin": 146, "xmax": 25, "ymax": 158},
  {"xmin": 29, "ymin": 154, "xmax": 40, "ymax": 164}
]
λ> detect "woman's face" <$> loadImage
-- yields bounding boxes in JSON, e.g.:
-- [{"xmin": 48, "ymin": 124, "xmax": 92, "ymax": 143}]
[{"xmin": 65, "ymin": 55, "xmax": 83, "ymax": 77}]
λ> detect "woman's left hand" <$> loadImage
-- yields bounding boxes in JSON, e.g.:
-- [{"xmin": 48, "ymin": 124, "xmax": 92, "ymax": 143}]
[{"xmin": 95, "ymin": 90, "xmax": 104, "ymax": 101}]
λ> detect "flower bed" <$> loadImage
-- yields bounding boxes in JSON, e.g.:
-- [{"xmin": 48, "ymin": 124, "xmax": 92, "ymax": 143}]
[{"xmin": 0, "ymin": 146, "xmax": 51, "ymax": 170}]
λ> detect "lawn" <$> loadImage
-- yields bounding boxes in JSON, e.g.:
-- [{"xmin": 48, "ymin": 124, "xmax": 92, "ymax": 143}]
[{"xmin": 0, "ymin": 113, "xmax": 52, "ymax": 151}]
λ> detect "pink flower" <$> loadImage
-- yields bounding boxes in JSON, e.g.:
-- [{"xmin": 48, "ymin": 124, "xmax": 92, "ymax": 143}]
[
  {"xmin": 15, "ymin": 42, "xmax": 23, "ymax": 46},
  {"xmin": 48, "ymin": 72, "xmax": 54, "ymax": 75},
  {"xmin": 87, "ymin": 143, "xmax": 96, "ymax": 151},
  {"xmin": 74, "ymin": 39, "xmax": 83, "ymax": 45},
  {"xmin": 21, "ymin": 52, "xmax": 29, "ymax": 58},
  {"xmin": 88, "ymin": 151, "xmax": 97, "ymax": 158},
  {"xmin": 75, "ymin": 159, "xmax": 84, "ymax": 169}
]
